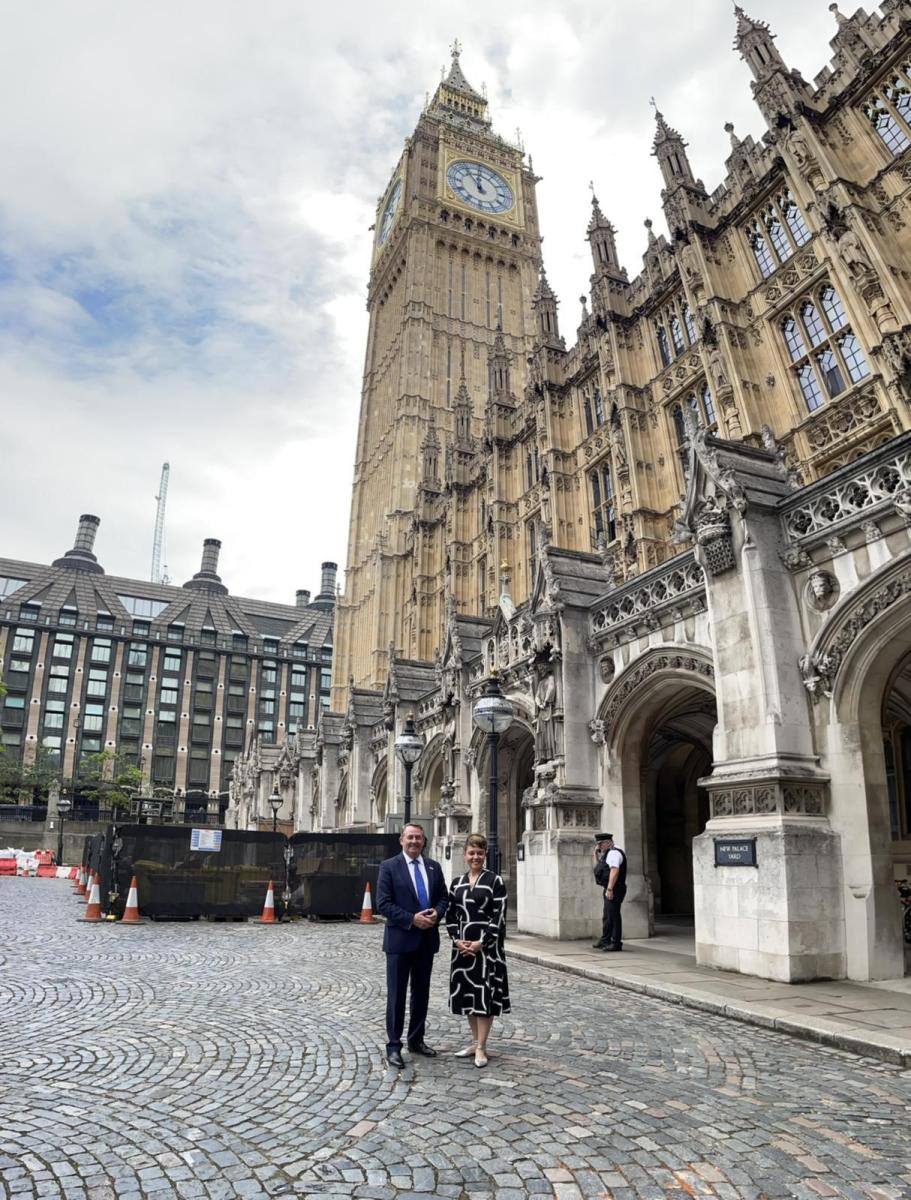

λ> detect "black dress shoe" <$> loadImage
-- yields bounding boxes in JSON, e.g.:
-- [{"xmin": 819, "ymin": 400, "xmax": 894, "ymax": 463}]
[
  {"xmin": 408, "ymin": 1041, "xmax": 437, "ymax": 1057},
  {"xmin": 386, "ymin": 1048, "xmax": 405, "ymax": 1068},
  {"xmin": 602, "ymin": 944, "xmax": 622, "ymax": 952},
  {"xmin": 592, "ymin": 941, "xmax": 608, "ymax": 949}
]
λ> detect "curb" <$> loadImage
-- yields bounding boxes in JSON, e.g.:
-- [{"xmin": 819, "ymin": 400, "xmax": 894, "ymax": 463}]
[{"xmin": 506, "ymin": 946, "xmax": 911, "ymax": 1069}]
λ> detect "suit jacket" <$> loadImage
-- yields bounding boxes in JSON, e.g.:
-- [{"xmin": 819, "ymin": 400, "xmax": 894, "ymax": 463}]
[{"xmin": 376, "ymin": 853, "xmax": 449, "ymax": 955}]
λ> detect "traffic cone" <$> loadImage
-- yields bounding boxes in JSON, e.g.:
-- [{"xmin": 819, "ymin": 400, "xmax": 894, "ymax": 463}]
[
  {"xmin": 359, "ymin": 882, "xmax": 376, "ymax": 924},
  {"xmin": 254, "ymin": 880, "xmax": 278, "ymax": 924},
  {"xmin": 21, "ymin": 864, "xmax": 30, "ymax": 878},
  {"xmin": 118, "ymin": 876, "xmax": 144, "ymax": 925},
  {"xmin": 80, "ymin": 873, "xmax": 102, "ymax": 922},
  {"xmin": 83, "ymin": 870, "xmax": 94, "ymax": 904},
  {"xmin": 74, "ymin": 866, "xmax": 87, "ymax": 896}
]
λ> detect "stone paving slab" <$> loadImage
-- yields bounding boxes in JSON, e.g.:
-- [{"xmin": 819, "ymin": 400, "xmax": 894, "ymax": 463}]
[
  {"xmin": 3, "ymin": 878, "xmax": 911, "ymax": 1200},
  {"xmin": 506, "ymin": 933, "xmax": 911, "ymax": 1067}
]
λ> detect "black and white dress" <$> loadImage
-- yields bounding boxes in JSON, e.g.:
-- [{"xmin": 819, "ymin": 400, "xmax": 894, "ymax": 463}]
[{"xmin": 445, "ymin": 870, "xmax": 511, "ymax": 1016}]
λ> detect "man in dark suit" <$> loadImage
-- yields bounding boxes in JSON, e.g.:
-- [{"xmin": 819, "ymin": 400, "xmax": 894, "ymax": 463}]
[{"xmin": 376, "ymin": 821, "xmax": 449, "ymax": 1069}]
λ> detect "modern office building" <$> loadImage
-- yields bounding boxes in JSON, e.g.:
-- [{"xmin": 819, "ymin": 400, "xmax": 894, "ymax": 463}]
[{"xmin": 0, "ymin": 515, "xmax": 335, "ymax": 822}]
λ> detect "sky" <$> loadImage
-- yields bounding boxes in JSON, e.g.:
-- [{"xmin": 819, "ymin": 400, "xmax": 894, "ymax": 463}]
[{"xmin": 0, "ymin": 0, "xmax": 839, "ymax": 603}]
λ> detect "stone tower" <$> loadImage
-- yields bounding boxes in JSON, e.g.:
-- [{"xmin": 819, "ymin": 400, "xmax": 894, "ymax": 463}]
[{"xmin": 332, "ymin": 45, "xmax": 545, "ymax": 702}]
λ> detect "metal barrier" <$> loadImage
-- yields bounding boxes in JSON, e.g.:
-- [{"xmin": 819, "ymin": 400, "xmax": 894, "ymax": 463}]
[{"xmin": 88, "ymin": 826, "xmax": 401, "ymax": 921}]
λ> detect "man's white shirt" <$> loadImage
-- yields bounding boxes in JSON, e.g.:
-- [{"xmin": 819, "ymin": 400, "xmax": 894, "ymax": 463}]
[{"xmin": 605, "ymin": 849, "xmax": 623, "ymax": 869}]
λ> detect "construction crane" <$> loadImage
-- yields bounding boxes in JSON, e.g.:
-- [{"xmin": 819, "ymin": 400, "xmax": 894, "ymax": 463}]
[{"xmin": 151, "ymin": 462, "xmax": 170, "ymax": 585}]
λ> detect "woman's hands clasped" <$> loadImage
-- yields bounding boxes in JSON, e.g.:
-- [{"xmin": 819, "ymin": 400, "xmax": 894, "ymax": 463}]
[{"xmin": 455, "ymin": 938, "xmax": 483, "ymax": 955}]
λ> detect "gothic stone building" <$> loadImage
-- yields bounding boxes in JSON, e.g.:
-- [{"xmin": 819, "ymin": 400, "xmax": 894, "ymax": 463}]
[
  {"xmin": 316, "ymin": 5, "xmax": 911, "ymax": 982},
  {"xmin": 0, "ymin": 515, "xmax": 335, "ymax": 826}
]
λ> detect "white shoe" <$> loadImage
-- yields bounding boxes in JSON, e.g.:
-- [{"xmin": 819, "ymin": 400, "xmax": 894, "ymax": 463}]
[
  {"xmin": 454, "ymin": 1043, "xmax": 476, "ymax": 1058},
  {"xmin": 474, "ymin": 1048, "xmax": 489, "ymax": 1069}
]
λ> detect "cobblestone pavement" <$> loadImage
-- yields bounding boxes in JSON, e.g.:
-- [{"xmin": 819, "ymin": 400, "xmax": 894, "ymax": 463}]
[{"xmin": 2, "ymin": 880, "xmax": 911, "ymax": 1200}]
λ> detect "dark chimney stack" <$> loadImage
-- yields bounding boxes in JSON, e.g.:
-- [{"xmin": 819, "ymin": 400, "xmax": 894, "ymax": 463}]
[{"xmin": 52, "ymin": 514, "xmax": 104, "ymax": 574}]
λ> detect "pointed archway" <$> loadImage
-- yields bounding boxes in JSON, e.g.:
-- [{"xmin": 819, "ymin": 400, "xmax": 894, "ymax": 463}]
[{"xmin": 598, "ymin": 648, "xmax": 716, "ymax": 939}]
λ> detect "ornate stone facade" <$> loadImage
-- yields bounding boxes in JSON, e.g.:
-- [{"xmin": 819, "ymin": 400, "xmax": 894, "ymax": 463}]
[{"xmin": 314, "ymin": 9, "xmax": 911, "ymax": 982}]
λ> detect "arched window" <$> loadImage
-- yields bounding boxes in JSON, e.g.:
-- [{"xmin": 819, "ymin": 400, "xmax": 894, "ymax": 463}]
[
  {"xmin": 800, "ymin": 301, "xmax": 826, "ymax": 347},
  {"xmin": 672, "ymin": 404, "xmax": 686, "ymax": 445},
  {"xmin": 682, "ymin": 303, "xmax": 697, "ymax": 344},
  {"xmin": 780, "ymin": 191, "xmax": 811, "ymax": 246},
  {"xmin": 865, "ymin": 94, "xmax": 911, "ymax": 156},
  {"xmin": 656, "ymin": 323, "xmax": 671, "ymax": 367},
  {"xmin": 593, "ymin": 384, "xmax": 605, "ymax": 426},
  {"xmin": 838, "ymin": 333, "xmax": 870, "ymax": 383},
  {"xmin": 670, "ymin": 315, "xmax": 685, "ymax": 355},
  {"xmin": 782, "ymin": 317, "xmax": 807, "ymax": 362},
  {"xmin": 701, "ymin": 382, "xmax": 716, "ymax": 426},
  {"xmin": 819, "ymin": 286, "xmax": 847, "ymax": 331},
  {"xmin": 748, "ymin": 226, "xmax": 775, "ymax": 278},
  {"xmin": 582, "ymin": 389, "xmax": 594, "ymax": 435},
  {"xmin": 764, "ymin": 210, "xmax": 792, "ymax": 262},
  {"xmin": 781, "ymin": 281, "xmax": 868, "ymax": 413}
]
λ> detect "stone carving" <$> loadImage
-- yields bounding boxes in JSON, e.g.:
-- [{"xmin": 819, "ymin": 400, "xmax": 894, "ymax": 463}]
[
  {"xmin": 600, "ymin": 652, "xmax": 714, "ymax": 731},
  {"xmin": 694, "ymin": 495, "xmax": 736, "ymax": 576},
  {"xmin": 463, "ymin": 746, "xmax": 477, "ymax": 771},
  {"xmin": 783, "ymin": 448, "xmax": 911, "ymax": 542},
  {"xmin": 802, "ymin": 388, "xmax": 881, "ymax": 455},
  {"xmin": 558, "ymin": 806, "xmax": 600, "ymax": 829},
  {"xmin": 709, "ymin": 779, "xmax": 827, "ymax": 818},
  {"xmin": 801, "ymin": 568, "xmax": 911, "ymax": 701},
  {"xmin": 780, "ymin": 545, "xmax": 812, "ymax": 572},
  {"xmin": 533, "ymin": 668, "xmax": 558, "ymax": 763},
  {"xmin": 837, "ymin": 225, "xmax": 876, "ymax": 283},
  {"xmin": 806, "ymin": 570, "xmax": 839, "ymax": 611},
  {"xmin": 590, "ymin": 555, "xmax": 704, "ymax": 641},
  {"xmin": 588, "ymin": 719, "xmax": 606, "ymax": 745},
  {"xmin": 598, "ymin": 655, "xmax": 615, "ymax": 684},
  {"xmin": 893, "ymin": 485, "xmax": 911, "ymax": 525}
]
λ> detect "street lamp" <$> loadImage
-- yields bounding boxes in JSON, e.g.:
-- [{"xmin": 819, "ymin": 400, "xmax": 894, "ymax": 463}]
[
  {"xmin": 269, "ymin": 787, "xmax": 282, "ymax": 835},
  {"xmin": 56, "ymin": 792, "xmax": 72, "ymax": 866},
  {"xmin": 472, "ymin": 673, "xmax": 514, "ymax": 877},
  {"xmin": 394, "ymin": 716, "xmax": 424, "ymax": 826}
]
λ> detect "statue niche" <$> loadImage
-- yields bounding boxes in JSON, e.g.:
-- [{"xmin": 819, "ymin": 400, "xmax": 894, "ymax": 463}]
[{"xmin": 534, "ymin": 665, "xmax": 558, "ymax": 765}]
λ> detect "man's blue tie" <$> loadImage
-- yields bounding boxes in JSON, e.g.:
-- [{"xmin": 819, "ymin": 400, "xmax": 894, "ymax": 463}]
[{"xmin": 411, "ymin": 859, "xmax": 430, "ymax": 908}]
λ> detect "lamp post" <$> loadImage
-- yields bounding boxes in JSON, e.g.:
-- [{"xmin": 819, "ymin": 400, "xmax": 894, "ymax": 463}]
[
  {"xmin": 269, "ymin": 787, "xmax": 282, "ymax": 835},
  {"xmin": 472, "ymin": 674, "xmax": 515, "ymax": 877},
  {"xmin": 56, "ymin": 792, "xmax": 72, "ymax": 866},
  {"xmin": 394, "ymin": 716, "xmax": 424, "ymax": 827}
]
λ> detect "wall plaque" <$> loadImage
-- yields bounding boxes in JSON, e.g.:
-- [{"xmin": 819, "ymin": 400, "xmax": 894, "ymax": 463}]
[{"xmin": 714, "ymin": 837, "xmax": 757, "ymax": 867}]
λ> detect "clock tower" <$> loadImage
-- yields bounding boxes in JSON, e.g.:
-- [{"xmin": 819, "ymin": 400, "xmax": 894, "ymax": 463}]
[{"xmin": 332, "ymin": 45, "xmax": 546, "ymax": 700}]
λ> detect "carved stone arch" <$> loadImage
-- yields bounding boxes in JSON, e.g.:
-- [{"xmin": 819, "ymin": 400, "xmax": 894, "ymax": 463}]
[
  {"xmin": 596, "ymin": 645, "xmax": 716, "ymax": 751},
  {"xmin": 800, "ymin": 559, "xmax": 911, "ymax": 713},
  {"xmin": 371, "ymin": 759, "xmax": 388, "ymax": 825},
  {"xmin": 802, "ymin": 559, "xmax": 911, "ymax": 980},
  {"xmin": 413, "ymin": 731, "xmax": 446, "ymax": 792}
]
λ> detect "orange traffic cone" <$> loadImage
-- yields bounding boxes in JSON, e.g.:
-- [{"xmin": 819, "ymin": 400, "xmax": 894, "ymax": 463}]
[
  {"xmin": 254, "ymin": 880, "xmax": 278, "ymax": 924},
  {"xmin": 359, "ymin": 881, "xmax": 376, "ymax": 924},
  {"xmin": 80, "ymin": 873, "xmax": 102, "ymax": 922},
  {"xmin": 74, "ymin": 866, "xmax": 87, "ymax": 896},
  {"xmin": 118, "ymin": 875, "xmax": 144, "ymax": 925},
  {"xmin": 83, "ymin": 870, "xmax": 94, "ymax": 904}
]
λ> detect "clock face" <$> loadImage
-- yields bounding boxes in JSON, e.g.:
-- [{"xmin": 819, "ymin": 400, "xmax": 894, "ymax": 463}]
[
  {"xmin": 447, "ymin": 160, "xmax": 514, "ymax": 214},
  {"xmin": 378, "ymin": 179, "xmax": 402, "ymax": 245}
]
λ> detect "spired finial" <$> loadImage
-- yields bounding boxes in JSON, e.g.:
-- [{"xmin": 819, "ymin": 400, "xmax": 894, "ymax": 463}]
[{"xmin": 451, "ymin": 37, "xmax": 462, "ymax": 57}]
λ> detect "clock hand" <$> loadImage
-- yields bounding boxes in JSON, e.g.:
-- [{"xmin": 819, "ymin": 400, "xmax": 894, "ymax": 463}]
[{"xmin": 474, "ymin": 168, "xmax": 485, "ymax": 194}]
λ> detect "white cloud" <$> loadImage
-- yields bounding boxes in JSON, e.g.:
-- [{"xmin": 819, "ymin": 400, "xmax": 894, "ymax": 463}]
[{"xmin": 0, "ymin": 1, "xmax": 839, "ymax": 600}]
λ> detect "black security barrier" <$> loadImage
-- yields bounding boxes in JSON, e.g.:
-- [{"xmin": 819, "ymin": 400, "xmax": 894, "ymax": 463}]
[
  {"xmin": 287, "ymin": 832, "xmax": 399, "ymax": 917},
  {"xmin": 104, "ymin": 825, "xmax": 287, "ymax": 920}
]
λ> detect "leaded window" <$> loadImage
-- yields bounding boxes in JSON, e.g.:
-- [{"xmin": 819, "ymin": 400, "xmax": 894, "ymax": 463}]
[
  {"xmin": 780, "ymin": 283, "xmax": 868, "ymax": 413},
  {"xmin": 590, "ymin": 462, "xmax": 616, "ymax": 544},
  {"xmin": 656, "ymin": 323, "xmax": 671, "ymax": 367},
  {"xmin": 746, "ymin": 190, "xmax": 813, "ymax": 278},
  {"xmin": 865, "ymin": 66, "xmax": 911, "ymax": 156},
  {"xmin": 654, "ymin": 296, "xmax": 697, "ymax": 368}
]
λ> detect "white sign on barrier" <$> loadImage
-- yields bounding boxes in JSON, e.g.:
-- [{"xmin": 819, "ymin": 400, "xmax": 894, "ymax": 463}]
[{"xmin": 190, "ymin": 829, "xmax": 223, "ymax": 852}]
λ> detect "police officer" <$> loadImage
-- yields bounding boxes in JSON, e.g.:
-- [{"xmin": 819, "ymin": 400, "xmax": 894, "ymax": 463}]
[{"xmin": 592, "ymin": 832, "xmax": 627, "ymax": 952}]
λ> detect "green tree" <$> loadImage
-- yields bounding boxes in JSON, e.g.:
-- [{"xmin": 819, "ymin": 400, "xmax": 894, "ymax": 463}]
[
  {"xmin": 77, "ymin": 750, "xmax": 143, "ymax": 812},
  {"xmin": 0, "ymin": 744, "xmax": 59, "ymax": 806}
]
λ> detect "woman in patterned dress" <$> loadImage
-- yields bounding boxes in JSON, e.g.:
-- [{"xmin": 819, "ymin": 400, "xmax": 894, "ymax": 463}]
[{"xmin": 445, "ymin": 832, "xmax": 510, "ymax": 1068}]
